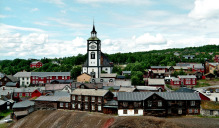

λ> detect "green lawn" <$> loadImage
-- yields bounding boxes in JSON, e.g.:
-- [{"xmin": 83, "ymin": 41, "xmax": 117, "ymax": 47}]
[{"xmin": 0, "ymin": 110, "xmax": 12, "ymax": 119}]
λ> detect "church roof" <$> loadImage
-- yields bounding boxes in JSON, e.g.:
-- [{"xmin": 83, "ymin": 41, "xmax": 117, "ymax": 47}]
[{"xmin": 83, "ymin": 52, "xmax": 113, "ymax": 67}]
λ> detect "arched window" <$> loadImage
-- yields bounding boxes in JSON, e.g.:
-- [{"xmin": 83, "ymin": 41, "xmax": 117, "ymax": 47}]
[{"xmin": 91, "ymin": 52, "xmax": 95, "ymax": 59}]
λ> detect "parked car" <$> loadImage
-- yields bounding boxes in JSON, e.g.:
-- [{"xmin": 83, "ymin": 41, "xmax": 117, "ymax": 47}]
[
  {"xmin": 209, "ymin": 89, "xmax": 214, "ymax": 93},
  {"xmin": 215, "ymin": 89, "xmax": 219, "ymax": 93},
  {"xmin": 202, "ymin": 89, "xmax": 206, "ymax": 93},
  {"xmin": 4, "ymin": 118, "xmax": 12, "ymax": 123},
  {"xmin": 206, "ymin": 91, "xmax": 211, "ymax": 96}
]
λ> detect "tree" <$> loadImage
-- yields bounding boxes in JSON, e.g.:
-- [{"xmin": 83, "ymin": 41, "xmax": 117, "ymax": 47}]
[{"xmin": 71, "ymin": 66, "xmax": 82, "ymax": 79}]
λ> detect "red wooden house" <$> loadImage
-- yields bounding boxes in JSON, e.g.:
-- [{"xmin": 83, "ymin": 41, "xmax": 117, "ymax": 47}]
[
  {"xmin": 30, "ymin": 61, "xmax": 43, "ymax": 68},
  {"xmin": 31, "ymin": 72, "xmax": 70, "ymax": 85},
  {"xmin": 170, "ymin": 77, "xmax": 181, "ymax": 86},
  {"xmin": 178, "ymin": 75, "xmax": 197, "ymax": 87},
  {"xmin": 214, "ymin": 55, "xmax": 219, "ymax": 62}
]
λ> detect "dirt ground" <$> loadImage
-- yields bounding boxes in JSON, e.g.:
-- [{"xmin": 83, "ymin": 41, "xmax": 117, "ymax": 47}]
[{"xmin": 9, "ymin": 110, "xmax": 219, "ymax": 128}]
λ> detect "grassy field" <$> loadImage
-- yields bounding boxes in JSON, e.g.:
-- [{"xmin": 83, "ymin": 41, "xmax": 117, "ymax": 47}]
[{"xmin": 0, "ymin": 110, "xmax": 12, "ymax": 119}]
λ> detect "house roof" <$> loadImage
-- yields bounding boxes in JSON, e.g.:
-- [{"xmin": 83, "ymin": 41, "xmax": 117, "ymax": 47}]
[
  {"xmin": 100, "ymin": 73, "xmax": 117, "ymax": 78},
  {"xmin": 122, "ymin": 71, "xmax": 131, "ymax": 74},
  {"xmin": 71, "ymin": 89, "xmax": 110, "ymax": 97},
  {"xmin": 54, "ymin": 91, "xmax": 70, "ymax": 96},
  {"xmin": 152, "ymin": 70, "xmax": 165, "ymax": 74},
  {"xmin": 0, "ymin": 72, "xmax": 5, "ymax": 78},
  {"xmin": 5, "ymin": 82, "xmax": 17, "ymax": 87},
  {"xmin": 171, "ymin": 77, "xmax": 180, "ymax": 81},
  {"xmin": 134, "ymin": 86, "xmax": 161, "ymax": 91},
  {"xmin": 201, "ymin": 101, "xmax": 219, "ymax": 110},
  {"xmin": 119, "ymin": 87, "xmax": 136, "ymax": 92},
  {"xmin": 50, "ymin": 80, "xmax": 73, "ymax": 84},
  {"xmin": 0, "ymin": 100, "xmax": 6, "ymax": 106},
  {"xmin": 14, "ymin": 87, "xmax": 45, "ymax": 93},
  {"xmin": 14, "ymin": 72, "xmax": 31, "ymax": 77},
  {"xmin": 73, "ymin": 83, "xmax": 103, "ymax": 89},
  {"xmin": 31, "ymin": 61, "xmax": 41, "ymax": 64},
  {"xmin": 45, "ymin": 84, "xmax": 70, "ymax": 90},
  {"xmin": 118, "ymin": 92, "xmax": 201, "ymax": 101},
  {"xmin": 173, "ymin": 66, "xmax": 188, "ymax": 70},
  {"xmin": 14, "ymin": 110, "xmax": 28, "ymax": 116},
  {"xmin": 151, "ymin": 66, "xmax": 167, "ymax": 69},
  {"xmin": 175, "ymin": 87, "xmax": 195, "ymax": 93},
  {"xmin": 116, "ymin": 75, "xmax": 126, "ymax": 79},
  {"xmin": 31, "ymin": 72, "xmax": 70, "ymax": 77},
  {"xmin": 115, "ymin": 80, "xmax": 132, "ymax": 86},
  {"xmin": 6, "ymin": 75, "xmax": 19, "ymax": 82},
  {"xmin": 178, "ymin": 75, "xmax": 196, "ymax": 79},
  {"xmin": 0, "ymin": 89, "xmax": 13, "ymax": 96},
  {"xmin": 13, "ymin": 100, "xmax": 35, "ymax": 108},
  {"xmin": 102, "ymin": 86, "xmax": 120, "ymax": 90},
  {"xmin": 35, "ymin": 96, "xmax": 70, "ymax": 102},
  {"xmin": 148, "ymin": 79, "xmax": 165, "ymax": 85},
  {"xmin": 90, "ymin": 78, "xmax": 115, "ymax": 83}
]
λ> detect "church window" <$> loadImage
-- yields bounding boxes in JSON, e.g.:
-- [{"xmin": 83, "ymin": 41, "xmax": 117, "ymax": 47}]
[{"xmin": 91, "ymin": 52, "xmax": 95, "ymax": 59}]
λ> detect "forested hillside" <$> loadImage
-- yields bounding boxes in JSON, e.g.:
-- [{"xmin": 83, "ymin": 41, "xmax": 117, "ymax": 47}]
[{"xmin": 0, "ymin": 45, "xmax": 218, "ymax": 79}]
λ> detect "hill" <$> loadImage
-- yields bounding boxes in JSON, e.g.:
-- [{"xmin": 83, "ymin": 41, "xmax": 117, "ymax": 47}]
[{"xmin": 9, "ymin": 110, "xmax": 219, "ymax": 128}]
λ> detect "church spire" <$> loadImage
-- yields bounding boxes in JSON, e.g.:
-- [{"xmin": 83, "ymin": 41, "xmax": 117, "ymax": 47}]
[{"xmin": 91, "ymin": 20, "xmax": 97, "ymax": 38}]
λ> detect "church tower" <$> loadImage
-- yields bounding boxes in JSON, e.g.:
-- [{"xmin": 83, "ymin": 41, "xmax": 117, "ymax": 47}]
[{"xmin": 82, "ymin": 23, "xmax": 113, "ymax": 78}]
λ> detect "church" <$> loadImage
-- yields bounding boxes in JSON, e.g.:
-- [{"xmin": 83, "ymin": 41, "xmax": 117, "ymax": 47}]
[{"xmin": 82, "ymin": 24, "xmax": 114, "ymax": 78}]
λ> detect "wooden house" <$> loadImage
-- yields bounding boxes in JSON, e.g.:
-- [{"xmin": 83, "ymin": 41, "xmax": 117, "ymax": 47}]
[
  {"xmin": 178, "ymin": 75, "xmax": 197, "ymax": 87},
  {"xmin": 147, "ymin": 78, "xmax": 165, "ymax": 90},
  {"xmin": 117, "ymin": 92, "xmax": 201, "ymax": 117},
  {"xmin": 201, "ymin": 101, "xmax": 219, "ymax": 116},
  {"xmin": 71, "ymin": 89, "xmax": 114, "ymax": 113},
  {"xmin": 77, "ymin": 73, "xmax": 91, "ymax": 83},
  {"xmin": 0, "ymin": 75, "xmax": 19, "ymax": 87}
]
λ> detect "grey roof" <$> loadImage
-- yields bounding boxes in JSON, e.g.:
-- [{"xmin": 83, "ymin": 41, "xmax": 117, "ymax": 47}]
[
  {"xmin": 54, "ymin": 91, "xmax": 70, "ymax": 96},
  {"xmin": 171, "ymin": 77, "xmax": 180, "ymax": 81},
  {"xmin": 35, "ymin": 96, "xmax": 70, "ymax": 102},
  {"xmin": 175, "ymin": 87, "xmax": 195, "ymax": 93},
  {"xmin": 6, "ymin": 75, "xmax": 19, "ymax": 82},
  {"xmin": 14, "ymin": 111, "xmax": 28, "ymax": 116},
  {"xmin": 118, "ymin": 92, "xmax": 201, "ymax": 101},
  {"xmin": 164, "ymin": 77, "xmax": 175, "ymax": 80},
  {"xmin": 117, "ymin": 75, "xmax": 126, "ymax": 79},
  {"xmin": 178, "ymin": 75, "xmax": 196, "ymax": 79},
  {"xmin": 151, "ymin": 66, "xmax": 167, "ymax": 69},
  {"xmin": 100, "ymin": 73, "xmax": 117, "ymax": 78},
  {"xmin": 73, "ymin": 83, "xmax": 103, "ymax": 89},
  {"xmin": 45, "ymin": 84, "xmax": 70, "ymax": 91},
  {"xmin": 115, "ymin": 80, "xmax": 132, "ymax": 86},
  {"xmin": 50, "ymin": 79, "xmax": 73, "ymax": 84},
  {"xmin": 0, "ymin": 100, "xmax": 6, "ymax": 106},
  {"xmin": 5, "ymin": 82, "xmax": 17, "ymax": 87},
  {"xmin": 103, "ymin": 86, "xmax": 120, "ymax": 90},
  {"xmin": 71, "ymin": 89, "xmax": 110, "ymax": 96},
  {"xmin": 0, "ymin": 89, "xmax": 13, "ymax": 96},
  {"xmin": 31, "ymin": 61, "xmax": 41, "ymax": 64},
  {"xmin": 14, "ymin": 72, "xmax": 31, "ymax": 77},
  {"xmin": 0, "ymin": 72, "xmax": 5, "ymax": 78},
  {"xmin": 122, "ymin": 71, "xmax": 131, "ymax": 74},
  {"xmin": 90, "ymin": 78, "xmax": 115, "ymax": 83},
  {"xmin": 173, "ymin": 66, "xmax": 188, "ymax": 70},
  {"xmin": 14, "ymin": 87, "xmax": 45, "ymax": 93},
  {"xmin": 148, "ymin": 79, "xmax": 165, "ymax": 85},
  {"xmin": 119, "ymin": 87, "xmax": 136, "ymax": 92},
  {"xmin": 31, "ymin": 72, "xmax": 70, "ymax": 77},
  {"xmin": 151, "ymin": 70, "xmax": 165, "ymax": 74},
  {"xmin": 134, "ymin": 86, "xmax": 161, "ymax": 91},
  {"xmin": 13, "ymin": 100, "xmax": 35, "ymax": 108}
]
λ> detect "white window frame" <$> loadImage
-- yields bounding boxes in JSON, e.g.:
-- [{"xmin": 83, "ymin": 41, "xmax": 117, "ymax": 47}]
[
  {"xmin": 92, "ymin": 104, "xmax": 95, "ymax": 110},
  {"xmin": 62, "ymin": 76, "xmax": 64, "ymax": 79},
  {"xmin": 98, "ymin": 105, "xmax": 101, "ymax": 111},
  {"xmin": 72, "ymin": 95, "xmax": 75, "ymax": 100},
  {"xmin": 191, "ymin": 101, "xmax": 195, "ymax": 106},
  {"xmin": 26, "ymin": 93, "xmax": 29, "ymax": 97},
  {"xmin": 78, "ymin": 96, "xmax": 81, "ymax": 101},
  {"xmin": 92, "ymin": 97, "xmax": 95, "ymax": 102},
  {"xmin": 78, "ymin": 104, "xmax": 81, "ymax": 109},
  {"xmin": 56, "ymin": 76, "xmax": 58, "ymax": 79},
  {"xmin": 148, "ymin": 101, "xmax": 152, "ymax": 107},
  {"xmin": 60, "ymin": 103, "xmax": 63, "ymax": 107},
  {"xmin": 65, "ymin": 103, "xmax": 68, "ymax": 108},
  {"xmin": 85, "ymin": 96, "xmax": 88, "ymax": 102},
  {"xmin": 158, "ymin": 101, "xmax": 162, "ymax": 107},
  {"xmin": 98, "ymin": 97, "xmax": 101, "ymax": 102},
  {"xmin": 14, "ymin": 93, "xmax": 17, "ymax": 97},
  {"xmin": 194, "ymin": 109, "xmax": 198, "ymax": 113},
  {"xmin": 189, "ymin": 109, "xmax": 193, "ymax": 113},
  {"xmin": 85, "ymin": 104, "xmax": 88, "ymax": 109},
  {"xmin": 19, "ymin": 93, "xmax": 22, "ymax": 97},
  {"xmin": 178, "ymin": 108, "xmax": 182, "ymax": 114},
  {"xmin": 72, "ymin": 103, "xmax": 75, "ymax": 109}
]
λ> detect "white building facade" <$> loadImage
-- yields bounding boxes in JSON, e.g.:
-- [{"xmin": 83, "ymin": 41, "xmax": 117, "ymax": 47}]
[
  {"xmin": 14, "ymin": 72, "xmax": 31, "ymax": 87},
  {"xmin": 82, "ymin": 24, "xmax": 113, "ymax": 78}
]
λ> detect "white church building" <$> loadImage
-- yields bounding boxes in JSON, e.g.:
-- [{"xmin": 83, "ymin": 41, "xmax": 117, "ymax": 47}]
[{"xmin": 82, "ymin": 24, "xmax": 114, "ymax": 78}]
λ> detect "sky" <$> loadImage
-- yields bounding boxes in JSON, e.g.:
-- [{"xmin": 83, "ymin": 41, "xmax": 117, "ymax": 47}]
[{"xmin": 0, "ymin": 0, "xmax": 219, "ymax": 60}]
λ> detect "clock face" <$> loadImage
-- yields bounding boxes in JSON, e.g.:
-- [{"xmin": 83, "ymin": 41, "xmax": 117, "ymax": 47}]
[{"xmin": 90, "ymin": 44, "xmax": 96, "ymax": 50}]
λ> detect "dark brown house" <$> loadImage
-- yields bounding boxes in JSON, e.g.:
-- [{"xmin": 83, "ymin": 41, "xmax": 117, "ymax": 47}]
[
  {"xmin": 117, "ymin": 92, "xmax": 201, "ymax": 116},
  {"xmin": 0, "ymin": 75, "xmax": 19, "ymax": 87},
  {"xmin": 71, "ymin": 89, "xmax": 114, "ymax": 113}
]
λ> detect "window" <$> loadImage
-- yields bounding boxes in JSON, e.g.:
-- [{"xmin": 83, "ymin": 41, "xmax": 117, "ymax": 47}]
[
  {"xmin": 22, "ymin": 77, "xmax": 24, "ymax": 80},
  {"xmin": 148, "ymin": 101, "xmax": 152, "ymax": 107},
  {"xmin": 123, "ymin": 110, "xmax": 127, "ymax": 114},
  {"xmin": 98, "ymin": 105, "xmax": 101, "ymax": 111},
  {"xmin": 134, "ymin": 109, "xmax": 138, "ymax": 114},
  {"xmin": 134, "ymin": 102, "xmax": 140, "ymax": 108},
  {"xmin": 178, "ymin": 109, "xmax": 182, "ymax": 114},
  {"xmin": 190, "ymin": 101, "xmax": 195, "ymax": 106},
  {"xmin": 26, "ymin": 93, "xmax": 29, "ymax": 97},
  {"xmin": 98, "ymin": 97, "xmax": 101, "ymax": 102},
  {"xmin": 78, "ymin": 104, "xmax": 81, "ymax": 109},
  {"xmin": 123, "ymin": 102, "xmax": 128, "ymax": 107},
  {"xmin": 91, "ymin": 52, "xmax": 95, "ymax": 59},
  {"xmin": 41, "ymin": 77, "xmax": 44, "ymax": 79},
  {"xmin": 50, "ymin": 76, "xmax": 52, "ymax": 79},
  {"xmin": 47, "ymin": 80, "xmax": 49, "ymax": 83},
  {"xmin": 19, "ymin": 93, "xmax": 22, "ymax": 97},
  {"xmin": 14, "ymin": 93, "xmax": 17, "ymax": 97},
  {"xmin": 194, "ymin": 109, "xmax": 198, "ymax": 113},
  {"xmin": 158, "ymin": 101, "xmax": 162, "ymax": 107},
  {"xmin": 192, "ymin": 79, "xmax": 195, "ymax": 84},
  {"xmin": 92, "ymin": 104, "xmax": 95, "ymax": 110},
  {"xmin": 168, "ymin": 101, "xmax": 172, "ymax": 106},
  {"xmin": 65, "ymin": 103, "xmax": 68, "ymax": 108},
  {"xmin": 85, "ymin": 104, "xmax": 88, "ymax": 109},
  {"xmin": 210, "ymin": 110, "xmax": 213, "ymax": 115},
  {"xmin": 178, "ymin": 101, "xmax": 182, "ymax": 106},
  {"xmin": 85, "ymin": 96, "xmax": 88, "ymax": 102},
  {"xmin": 62, "ymin": 76, "xmax": 64, "ymax": 79},
  {"xmin": 56, "ymin": 76, "xmax": 58, "ymax": 79},
  {"xmin": 72, "ymin": 103, "xmax": 75, "ymax": 109},
  {"xmin": 36, "ymin": 76, "xmax": 38, "ymax": 79},
  {"xmin": 65, "ymin": 76, "xmax": 67, "ymax": 79},
  {"xmin": 33, "ymin": 76, "xmax": 35, "ymax": 79},
  {"xmin": 47, "ymin": 76, "xmax": 49, "ymax": 79},
  {"xmin": 60, "ymin": 103, "xmax": 63, "ymax": 107},
  {"xmin": 78, "ymin": 96, "xmax": 81, "ymax": 101},
  {"xmin": 33, "ymin": 81, "xmax": 35, "ymax": 84},
  {"xmin": 72, "ymin": 95, "xmax": 75, "ymax": 100},
  {"xmin": 92, "ymin": 97, "xmax": 95, "ymax": 102},
  {"xmin": 168, "ymin": 109, "xmax": 171, "ymax": 114},
  {"xmin": 189, "ymin": 109, "xmax": 193, "ymax": 113}
]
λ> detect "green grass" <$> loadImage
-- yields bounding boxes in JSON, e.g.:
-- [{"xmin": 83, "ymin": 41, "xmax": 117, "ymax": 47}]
[
  {"xmin": 0, "ymin": 123, "xmax": 10, "ymax": 128},
  {"xmin": 0, "ymin": 110, "xmax": 12, "ymax": 119}
]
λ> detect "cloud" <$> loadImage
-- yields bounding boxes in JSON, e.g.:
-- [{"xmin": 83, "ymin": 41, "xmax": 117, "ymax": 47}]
[
  {"xmin": 44, "ymin": 0, "xmax": 65, "ymax": 7},
  {"xmin": 0, "ymin": 15, "xmax": 7, "ymax": 18},
  {"xmin": 0, "ymin": 24, "xmax": 44, "ymax": 33},
  {"xmin": 31, "ymin": 8, "xmax": 39, "ymax": 12},
  {"xmin": 77, "ymin": 0, "xmax": 152, "ymax": 5},
  {"xmin": 188, "ymin": 0, "xmax": 219, "ymax": 19},
  {"xmin": 5, "ymin": 7, "xmax": 11, "ymax": 11},
  {"xmin": 133, "ymin": 33, "xmax": 167, "ymax": 45}
]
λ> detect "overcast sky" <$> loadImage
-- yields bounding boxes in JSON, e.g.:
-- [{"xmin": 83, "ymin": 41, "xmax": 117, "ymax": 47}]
[{"xmin": 0, "ymin": 0, "xmax": 219, "ymax": 60}]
